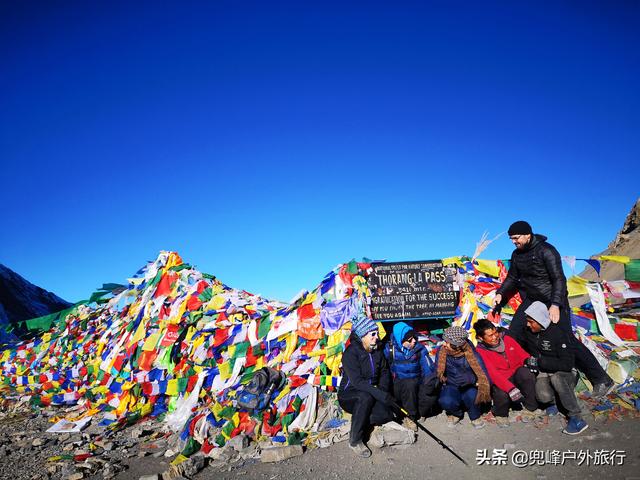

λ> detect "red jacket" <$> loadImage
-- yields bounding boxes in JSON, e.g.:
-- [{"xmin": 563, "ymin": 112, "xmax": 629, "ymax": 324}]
[{"xmin": 476, "ymin": 334, "xmax": 530, "ymax": 393}]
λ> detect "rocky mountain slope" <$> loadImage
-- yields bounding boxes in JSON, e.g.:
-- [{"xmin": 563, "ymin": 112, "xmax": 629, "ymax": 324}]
[{"xmin": 0, "ymin": 264, "xmax": 71, "ymax": 341}]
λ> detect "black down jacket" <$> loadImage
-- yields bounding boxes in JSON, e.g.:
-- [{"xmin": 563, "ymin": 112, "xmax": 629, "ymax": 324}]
[
  {"xmin": 338, "ymin": 333, "xmax": 392, "ymax": 404},
  {"xmin": 496, "ymin": 234, "xmax": 568, "ymax": 307}
]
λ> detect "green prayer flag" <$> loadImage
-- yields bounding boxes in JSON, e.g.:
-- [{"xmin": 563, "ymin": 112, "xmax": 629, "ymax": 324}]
[
  {"xmin": 257, "ymin": 313, "xmax": 272, "ymax": 339},
  {"xmin": 347, "ymin": 260, "xmax": 358, "ymax": 274},
  {"xmin": 624, "ymin": 259, "xmax": 640, "ymax": 282}
]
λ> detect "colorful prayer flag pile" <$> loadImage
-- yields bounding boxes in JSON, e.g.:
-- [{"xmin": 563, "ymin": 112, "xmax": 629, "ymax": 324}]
[{"xmin": 1, "ymin": 251, "xmax": 638, "ymax": 459}]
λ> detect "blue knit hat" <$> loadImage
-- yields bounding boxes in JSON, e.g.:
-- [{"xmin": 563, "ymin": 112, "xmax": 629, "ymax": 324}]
[{"xmin": 351, "ymin": 314, "xmax": 378, "ymax": 338}]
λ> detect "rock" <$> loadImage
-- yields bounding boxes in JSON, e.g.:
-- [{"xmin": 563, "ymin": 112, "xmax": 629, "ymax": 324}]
[
  {"xmin": 32, "ymin": 437, "xmax": 46, "ymax": 447},
  {"xmin": 180, "ymin": 454, "xmax": 206, "ymax": 477},
  {"xmin": 239, "ymin": 444, "xmax": 260, "ymax": 460},
  {"xmin": 164, "ymin": 449, "xmax": 177, "ymax": 458},
  {"xmin": 260, "ymin": 445, "xmax": 304, "ymax": 463},
  {"xmin": 131, "ymin": 427, "xmax": 154, "ymax": 439},
  {"xmin": 139, "ymin": 475, "xmax": 160, "ymax": 480},
  {"xmin": 66, "ymin": 473, "xmax": 84, "ymax": 480},
  {"xmin": 206, "ymin": 446, "xmax": 237, "ymax": 462},
  {"xmin": 161, "ymin": 475, "xmax": 187, "ymax": 480},
  {"xmin": 102, "ymin": 464, "xmax": 116, "ymax": 480},
  {"xmin": 369, "ymin": 423, "xmax": 416, "ymax": 448},
  {"xmin": 227, "ymin": 434, "xmax": 249, "ymax": 452},
  {"xmin": 102, "ymin": 442, "xmax": 114, "ymax": 451}
]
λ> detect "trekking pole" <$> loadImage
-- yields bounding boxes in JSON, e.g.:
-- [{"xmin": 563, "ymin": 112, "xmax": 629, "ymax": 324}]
[{"xmin": 394, "ymin": 403, "xmax": 469, "ymax": 467}]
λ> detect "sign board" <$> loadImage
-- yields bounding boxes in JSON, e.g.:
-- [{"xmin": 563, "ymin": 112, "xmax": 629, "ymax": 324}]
[{"xmin": 367, "ymin": 260, "xmax": 459, "ymax": 321}]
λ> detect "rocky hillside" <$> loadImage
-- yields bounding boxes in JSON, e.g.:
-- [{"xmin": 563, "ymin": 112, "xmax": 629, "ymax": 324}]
[
  {"xmin": 568, "ymin": 198, "xmax": 640, "ymax": 308},
  {"xmin": 0, "ymin": 264, "xmax": 71, "ymax": 342},
  {"xmin": 579, "ymin": 198, "xmax": 640, "ymax": 281}
]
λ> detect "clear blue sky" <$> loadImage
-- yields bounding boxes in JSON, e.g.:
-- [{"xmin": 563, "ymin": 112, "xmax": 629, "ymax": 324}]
[{"xmin": 1, "ymin": 1, "xmax": 638, "ymax": 303}]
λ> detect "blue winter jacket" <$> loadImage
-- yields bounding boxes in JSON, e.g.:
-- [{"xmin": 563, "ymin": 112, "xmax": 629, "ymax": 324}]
[
  {"xmin": 434, "ymin": 341, "xmax": 491, "ymax": 388},
  {"xmin": 383, "ymin": 322, "xmax": 435, "ymax": 382}
]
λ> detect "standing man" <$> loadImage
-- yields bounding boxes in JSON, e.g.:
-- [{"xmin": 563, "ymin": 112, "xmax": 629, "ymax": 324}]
[
  {"xmin": 522, "ymin": 301, "xmax": 589, "ymax": 434},
  {"xmin": 494, "ymin": 221, "xmax": 614, "ymax": 398},
  {"xmin": 474, "ymin": 319, "xmax": 538, "ymax": 426},
  {"xmin": 338, "ymin": 314, "xmax": 394, "ymax": 458}
]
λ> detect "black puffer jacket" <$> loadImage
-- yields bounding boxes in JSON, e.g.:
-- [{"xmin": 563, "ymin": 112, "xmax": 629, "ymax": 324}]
[
  {"xmin": 522, "ymin": 324, "xmax": 575, "ymax": 373},
  {"xmin": 338, "ymin": 333, "xmax": 392, "ymax": 404},
  {"xmin": 496, "ymin": 234, "xmax": 568, "ymax": 307}
]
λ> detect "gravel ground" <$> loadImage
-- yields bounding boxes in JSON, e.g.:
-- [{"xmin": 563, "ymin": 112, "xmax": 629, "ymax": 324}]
[{"xmin": 1, "ymin": 403, "xmax": 638, "ymax": 480}]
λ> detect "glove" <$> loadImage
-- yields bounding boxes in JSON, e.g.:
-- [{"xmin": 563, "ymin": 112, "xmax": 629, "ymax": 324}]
[
  {"xmin": 508, "ymin": 387, "xmax": 524, "ymax": 402},
  {"xmin": 524, "ymin": 356, "xmax": 539, "ymax": 374}
]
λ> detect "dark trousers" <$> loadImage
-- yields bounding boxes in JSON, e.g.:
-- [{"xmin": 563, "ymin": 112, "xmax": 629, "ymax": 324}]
[
  {"xmin": 338, "ymin": 389, "xmax": 393, "ymax": 445},
  {"xmin": 508, "ymin": 297, "xmax": 610, "ymax": 385},
  {"xmin": 393, "ymin": 377, "xmax": 439, "ymax": 419},
  {"xmin": 536, "ymin": 371, "xmax": 582, "ymax": 418},
  {"xmin": 438, "ymin": 384, "xmax": 482, "ymax": 421},
  {"xmin": 491, "ymin": 366, "xmax": 538, "ymax": 417}
]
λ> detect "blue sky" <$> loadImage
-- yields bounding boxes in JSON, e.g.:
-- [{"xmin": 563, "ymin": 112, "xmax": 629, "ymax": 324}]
[{"xmin": 1, "ymin": 1, "xmax": 638, "ymax": 303}]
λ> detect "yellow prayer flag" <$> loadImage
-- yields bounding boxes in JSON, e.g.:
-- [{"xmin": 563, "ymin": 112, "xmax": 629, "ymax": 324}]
[
  {"xmin": 441, "ymin": 256, "xmax": 464, "ymax": 267},
  {"xmin": 254, "ymin": 356, "xmax": 264, "ymax": 370},
  {"xmin": 377, "ymin": 321, "xmax": 387, "ymax": 340},
  {"xmin": 168, "ymin": 299, "xmax": 188, "ymax": 325},
  {"xmin": 598, "ymin": 255, "xmax": 631, "ymax": 264},
  {"xmin": 129, "ymin": 318, "xmax": 147, "ymax": 346},
  {"xmin": 166, "ymin": 379, "xmax": 179, "ymax": 396},
  {"xmin": 142, "ymin": 333, "xmax": 160, "ymax": 352},
  {"xmin": 283, "ymin": 331, "xmax": 297, "ymax": 362},
  {"xmin": 567, "ymin": 276, "xmax": 589, "ymax": 297},
  {"xmin": 301, "ymin": 292, "xmax": 317, "ymax": 306},
  {"xmin": 209, "ymin": 295, "xmax": 227, "ymax": 311},
  {"xmin": 184, "ymin": 325, "xmax": 196, "ymax": 343},
  {"xmin": 218, "ymin": 362, "xmax": 231, "ymax": 380},
  {"xmin": 165, "ymin": 252, "xmax": 184, "ymax": 270},
  {"xmin": 474, "ymin": 259, "xmax": 501, "ymax": 278},
  {"xmin": 211, "ymin": 401, "xmax": 223, "ymax": 418}
]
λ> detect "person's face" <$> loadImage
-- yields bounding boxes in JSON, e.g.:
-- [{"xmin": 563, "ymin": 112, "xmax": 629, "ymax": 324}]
[
  {"xmin": 510, "ymin": 233, "xmax": 532, "ymax": 250},
  {"xmin": 445, "ymin": 341, "xmax": 465, "ymax": 351},
  {"xmin": 361, "ymin": 330, "xmax": 379, "ymax": 351},
  {"xmin": 402, "ymin": 336, "xmax": 417, "ymax": 349},
  {"xmin": 479, "ymin": 327, "xmax": 500, "ymax": 347},
  {"xmin": 526, "ymin": 317, "xmax": 542, "ymax": 333}
]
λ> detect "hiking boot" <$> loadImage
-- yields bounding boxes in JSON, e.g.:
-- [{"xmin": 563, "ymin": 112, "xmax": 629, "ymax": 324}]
[
  {"xmin": 563, "ymin": 417, "xmax": 589, "ymax": 435},
  {"xmin": 592, "ymin": 378, "xmax": 615, "ymax": 400},
  {"xmin": 471, "ymin": 418, "xmax": 486, "ymax": 429},
  {"xmin": 546, "ymin": 405, "xmax": 559, "ymax": 416},
  {"xmin": 446, "ymin": 415, "xmax": 461, "ymax": 428},
  {"xmin": 520, "ymin": 410, "xmax": 538, "ymax": 423},
  {"xmin": 349, "ymin": 441, "xmax": 372, "ymax": 458},
  {"xmin": 495, "ymin": 416, "xmax": 510, "ymax": 428},
  {"xmin": 402, "ymin": 417, "xmax": 418, "ymax": 432}
]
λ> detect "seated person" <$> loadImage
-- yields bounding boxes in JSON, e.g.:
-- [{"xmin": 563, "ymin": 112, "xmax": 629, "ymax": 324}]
[
  {"xmin": 338, "ymin": 314, "xmax": 394, "ymax": 457},
  {"xmin": 474, "ymin": 319, "xmax": 538, "ymax": 426},
  {"xmin": 436, "ymin": 325, "xmax": 491, "ymax": 429},
  {"xmin": 522, "ymin": 301, "xmax": 588, "ymax": 435},
  {"xmin": 384, "ymin": 322, "xmax": 439, "ymax": 430}
]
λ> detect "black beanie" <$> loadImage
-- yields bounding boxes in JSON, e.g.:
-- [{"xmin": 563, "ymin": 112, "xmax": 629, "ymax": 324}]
[
  {"xmin": 402, "ymin": 329, "xmax": 417, "ymax": 343},
  {"xmin": 508, "ymin": 221, "xmax": 533, "ymax": 236}
]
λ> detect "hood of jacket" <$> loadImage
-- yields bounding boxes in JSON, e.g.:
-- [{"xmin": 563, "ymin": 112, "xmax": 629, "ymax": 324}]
[{"xmin": 392, "ymin": 321, "xmax": 413, "ymax": 348}]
